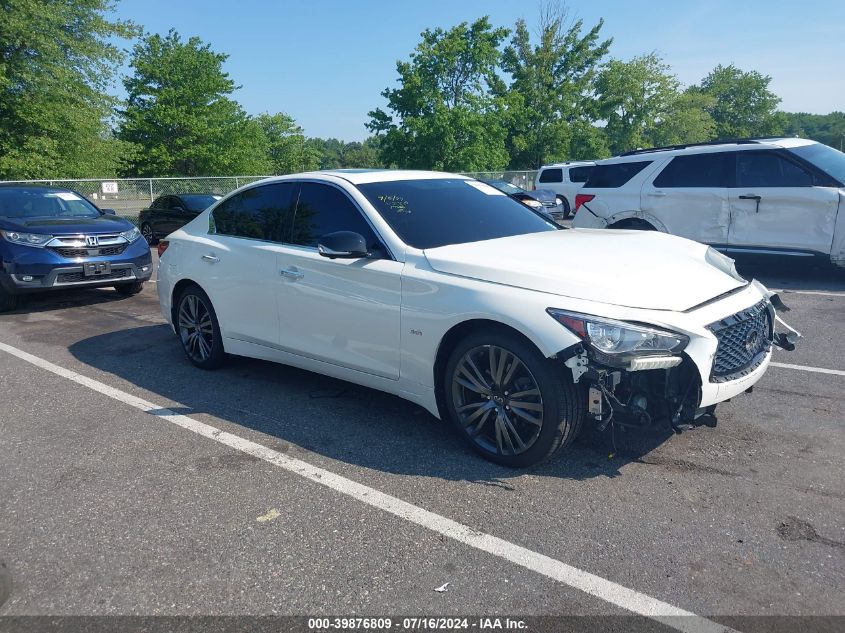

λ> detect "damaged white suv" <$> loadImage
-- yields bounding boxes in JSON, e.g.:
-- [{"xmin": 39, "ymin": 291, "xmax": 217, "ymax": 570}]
[
  {"xmin": 572, "ymin": 138, "xmax": 845, "ymax": 267},
  {"xmin": 157, "ymin": 170, "xmax": 798, "ymax": 467}
]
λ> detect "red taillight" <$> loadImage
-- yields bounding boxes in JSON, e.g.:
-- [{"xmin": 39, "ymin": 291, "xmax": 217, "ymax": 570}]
[
  {"xmin": 157, "ymin": 240, "xmax": 169, "ymax": 257},
  {"xmin": 574, "ymin": 194, "xmax": 595, "ymax": 211}
]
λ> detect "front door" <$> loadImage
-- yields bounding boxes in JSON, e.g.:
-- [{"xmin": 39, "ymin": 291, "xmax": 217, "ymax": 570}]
[
  {"xmin": 276, "ymin": 181, "xmax": 402, "ymax": 380},
  {"xmin": 728, "ymin": 150, "xmax": 839, "ymax": 256}
]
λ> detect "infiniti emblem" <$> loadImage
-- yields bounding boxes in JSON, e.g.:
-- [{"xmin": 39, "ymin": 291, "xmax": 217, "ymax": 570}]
[
  {"xmin": 85, "ymin": 235, "xmax": 99, "ymax": 247},
  {"xmin": 745, "ymin": 329, "xmax": 760, "ymax": 353}
]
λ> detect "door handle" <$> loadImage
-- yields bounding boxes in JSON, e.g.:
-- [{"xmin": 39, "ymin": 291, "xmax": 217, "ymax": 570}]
[
  {"xmin": 280, "ymin": 267, "xmax": 304, "ymax": 280},
  {"xmin": 649, "ymin": 190, "xmax": 666, "ymax": 197},
  {"xmin": 738, "ymin": 194, "xmax": 762, "ymax": 213},
  {"xmin": 201, "ymin": 254, "xmax": 220, "ymax": 263}
]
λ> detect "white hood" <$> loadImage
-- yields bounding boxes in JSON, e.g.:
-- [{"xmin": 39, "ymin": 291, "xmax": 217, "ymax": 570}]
[{"xmin": 423, "ymin": 229, "xmax": 746, "ymax": 312}]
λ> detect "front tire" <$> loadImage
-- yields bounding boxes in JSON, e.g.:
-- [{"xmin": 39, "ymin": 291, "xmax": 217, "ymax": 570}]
[
  {"xmin": 443, "ymin": 328, "xmax": 584, "ymax": 467},
  {"xmin": 114, "ymin": 281, "xmax": 144, "ymax": 296},
  {"xmin": 176, "ymin": 284, "xmax": 226, "ymax": 369},
  {"xmin": 0, "ymin": 286, "xmax": 19, "ymax": 312},
  {"xmin": 608, "ymin": 219, "xmax": 655, "ymax": 231},
  {"xmin": 557, "ymin": 196, "xmax": 571, "ymax": 218}
]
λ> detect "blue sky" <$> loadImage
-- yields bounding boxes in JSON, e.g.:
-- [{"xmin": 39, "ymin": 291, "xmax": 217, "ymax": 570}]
[{"xmin": 110, "ymin": 0, "xmax": 845, "ymax": 141}]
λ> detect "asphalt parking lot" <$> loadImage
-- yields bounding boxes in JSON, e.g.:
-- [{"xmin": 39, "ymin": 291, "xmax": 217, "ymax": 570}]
[{"xmin": 1, "ymin": 249, "xmax": 843, "ymax": 632}]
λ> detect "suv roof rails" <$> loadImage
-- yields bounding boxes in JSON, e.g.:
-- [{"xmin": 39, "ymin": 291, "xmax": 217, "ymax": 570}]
[{"xmin": 617, "ymin": 137, "xmax": 785, "ymax": 157}]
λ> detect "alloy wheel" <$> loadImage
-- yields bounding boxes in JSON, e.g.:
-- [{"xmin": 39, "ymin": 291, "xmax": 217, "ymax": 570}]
[
  {"xmin": 178, "ymin": 294, "xmax": 215, "ymax": 363},
  {"xmin": 141, "ymin": 224, "xmax": 154, "ymax": 244},
  {"xmin": 451, "ymin": 344, "xmax": 544, "ymax": 456}
]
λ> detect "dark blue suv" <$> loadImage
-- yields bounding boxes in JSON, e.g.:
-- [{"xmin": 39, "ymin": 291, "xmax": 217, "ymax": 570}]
[{"xmin": 0, "ymin": 185, "xmax": 152, "ymax": 311}]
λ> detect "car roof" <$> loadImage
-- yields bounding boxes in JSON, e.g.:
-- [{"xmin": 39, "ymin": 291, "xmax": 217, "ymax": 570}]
[
  {"xmin": 604, "ymin": 137, "xmax": 817, "ymax": 163},
  {"xmin": 539, "ymin": 161, "xmax": 596, "ymax": 169},
  {"xmin": 0, "ymin": 184, "xmax": 80, "ymax": 194},
  {"xmin": 256, "ymin": 169, "xmax": 472, "ymax": 186}
]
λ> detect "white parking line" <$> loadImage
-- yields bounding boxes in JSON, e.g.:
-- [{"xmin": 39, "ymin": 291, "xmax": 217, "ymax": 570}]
[
  {"xmin": 770, "ymin": 361, "xmax": 845, "ymax": 377},
  {"xmin": 771, "ymin": 289, "xmax": 845, "ymax": 298},
  {"xmin": 0, "ymin": 339, "xmax": 735, "ymax": 633}
]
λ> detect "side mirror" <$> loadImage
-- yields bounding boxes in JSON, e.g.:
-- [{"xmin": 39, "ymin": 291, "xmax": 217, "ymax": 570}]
[
  {"xmin": 101, "ymin": 208, "xmax": 116, "ymax": 215},
  {"xmin": 317, "ymin": 231, "xmax": 370, "ymax": 259},
  {"xmin": 174, "ymin": 206, "xmax": 187, "ymax": 212}
]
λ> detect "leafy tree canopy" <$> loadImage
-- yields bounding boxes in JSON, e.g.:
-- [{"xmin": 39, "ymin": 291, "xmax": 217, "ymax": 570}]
[
  {"xmin": 118, "ymin": 30, "xmax": 269, "ymax": 176},
  {"xmin": 367, "ymin": 17, "xmax": 510, "ymax": 171},
  {"xmin": 0, "ymin": 0, "xmax": 138, "ymax": 179}
]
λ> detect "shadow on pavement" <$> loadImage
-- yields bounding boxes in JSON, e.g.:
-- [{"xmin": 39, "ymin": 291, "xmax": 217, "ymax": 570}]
[
  {"xmin": 68, "ymin": 323, "xmax": 674, "ymax": 485},
  {"xmin": 735, "ymin": 256, "xmax": 845, "ymax": 293}
]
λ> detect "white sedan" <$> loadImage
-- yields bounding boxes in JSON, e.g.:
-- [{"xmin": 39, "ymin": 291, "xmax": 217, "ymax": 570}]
[{"xmin": 156, "ymin": 170, "xmax": 797, "ymax": 467}]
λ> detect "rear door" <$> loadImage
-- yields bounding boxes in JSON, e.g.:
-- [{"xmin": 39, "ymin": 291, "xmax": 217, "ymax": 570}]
[
  {"xmin": 727, "ymin": 150, "xmax": 838, "ymax": 255},
  {"xmin": 641, "ymin": 152, "xmax": 731, "ymax": 245},
  {"xmin": 197, "ymin": 183, "xmax": 296, "ymax": 346},
  {"xmin": 276, "ymin": 181, "xmax": 402, "ymax": 379}
]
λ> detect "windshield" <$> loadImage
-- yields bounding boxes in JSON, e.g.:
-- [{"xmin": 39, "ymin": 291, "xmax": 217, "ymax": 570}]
[
  {"xmin": 182, "ymin": 194, "xmax": 222, "ymax": 211},
  {"xmin": 0, "ymin": 189, "xmax": 100, "ymax": 219},
  {"xmin": 789, "ymin": 143, "xmax": 845, "ymax": 184},
  {"xmin": 357, "ymin": 178, "xmax": 557, "ymax": 249}
]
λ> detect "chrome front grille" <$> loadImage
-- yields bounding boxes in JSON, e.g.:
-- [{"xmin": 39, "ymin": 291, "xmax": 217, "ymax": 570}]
[
  {"xmin": 541, "ymin": 200, "xmax": 557, "ymax": 208},
  {"xmin": 708, "ymin": 300, "xmax": 773, "ymax": 383}
]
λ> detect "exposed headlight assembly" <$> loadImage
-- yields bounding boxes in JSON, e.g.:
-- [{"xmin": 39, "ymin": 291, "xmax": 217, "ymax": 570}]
[
  {"xmin": 0, "ymin": 230, "xmax": 53, "ymax": 247},
  {"xmin": 547, "ymin": 308, "xmax": 689, "ymax": 369},
  {"xmin": 120, "ymin": 226, "xmax": 142, "ymax": 243},
  {"xmin": 522, "ymin": 198, "xmax": 543, "ymax": 208},
  {"xmin": 705, "ymin": 247, "xmax": 746, "ymax": 283}
]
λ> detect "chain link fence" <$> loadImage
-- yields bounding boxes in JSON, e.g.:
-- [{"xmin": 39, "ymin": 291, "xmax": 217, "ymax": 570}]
[{"xmin": 1, "ymin": 171, "xmax": 540, "ymax": 225}]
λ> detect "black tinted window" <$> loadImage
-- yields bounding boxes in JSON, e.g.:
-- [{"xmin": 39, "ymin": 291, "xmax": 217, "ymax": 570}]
[
  {"xmin": 212, "ymin": 183, "xmax": 296, "ymax": 241},
  {"xmin": 584, "ymin": 161, "xmax": 651, "ymax": 188},
  {"xmin": 736, "ymin": 151, "xmax": 813, "ymax": 188},
  {"xmin": 151, "ymin": 196, "xmax": 168, "ymax": 209},
  {"xmin": 181, "ymin": 194, "xmax": 220, "ymax": 211},
  {"xmin": 291, "ymin": 182, "xmax": 378, "ymax": 248},
  {"xmin": 357, "ymin": 179, "xmax": 556, "ymax": 250},
  {"xmin": 538, "ymin": 168, "xmax": 562, "ymax": 183},
  {"xmin": 653, "ymin": 153, "xmax": 728, "ymax": 188},
  {"xmin": 568, "ymin": 166, "xmax": 594, "ymax": 183}
]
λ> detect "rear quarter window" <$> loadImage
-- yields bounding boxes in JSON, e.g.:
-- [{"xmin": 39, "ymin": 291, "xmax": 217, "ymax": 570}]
[
  {"xmin": 568, "ymin": 166, "xmax": 594, "ymax": 183},
  {"xmin": 584, "ymin": 161, "xmax": 652, "ymax": 188},
  {"xmin": 538, "ymin": 168, "xmax": 563, "ymax": 183}
]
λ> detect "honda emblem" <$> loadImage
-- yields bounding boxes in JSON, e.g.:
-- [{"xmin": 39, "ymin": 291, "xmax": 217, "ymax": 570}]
[{"xmin": 85, "ymin": 236, "xmax": 99, "ymax": 247}]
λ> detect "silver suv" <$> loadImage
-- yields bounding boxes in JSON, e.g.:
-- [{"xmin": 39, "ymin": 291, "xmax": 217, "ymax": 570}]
[
  {"xmin": 571, "ymin": 138, "xmax": 845, "ymax": 268},
  {"xmin": 535, "ymin": 161, "xmax": 596, "ymax": 218}
]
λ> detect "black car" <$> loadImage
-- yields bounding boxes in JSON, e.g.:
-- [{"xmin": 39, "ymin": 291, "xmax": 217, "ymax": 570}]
[
  {"xmin": 482, "ymin": 180, "xmax": 567, "ymax": 224},
  {"xmin": 139, "ymin": 194, "xmax": 221, "ymax": 244}
]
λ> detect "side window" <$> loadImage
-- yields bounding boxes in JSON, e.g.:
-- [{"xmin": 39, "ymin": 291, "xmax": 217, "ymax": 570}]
[
  {"xmin": 584, "ymin": 161, "xmax": 652, "ymax": 188},
  {"xmin": 151, "ymin": 196, "xmax": 167, "ymax": 209},
  {"xmin": 538, "ymin": 168, "xmax": 563, "ymax": 183},
  {"xmin": 568, "ymin": 166, "xmax": 594, "ymax": 183},
  {"xmin": 653, "ymin": 153, "xmax": 728, "ymax": 188},
  {"xmin": 736, "ymin": 151, "xmax": 813, "ymax": 188},
  {"xmin": 291, "ymin": 182, "xmax": 378, "ymax": 248},
  {"xmin": 211, "ymin": 183, "xmax": 296, "ymax": 242}
]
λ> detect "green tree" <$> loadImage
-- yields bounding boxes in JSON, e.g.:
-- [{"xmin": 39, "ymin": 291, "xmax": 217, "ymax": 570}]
[
  {"xmin": 695, "ymin": 64, "xmax": 786, "ymax": 139},
  {"xmin": 367, "ymin": 17, "xmax": 510, "ymax": 171},
  {"xmin": 596, "ymin": 53, "xmax": 680, "ymax": 154},
  {"xmin": 119, "ymin": 30, "xmax": 269, "ymax": 176},
  {"xmin": 501, "ymin": 4, "xmax": 612, "ymax": 167},
  {"xmin": 306, "ymin": 137, "xmax": 384, "ymax": 169},
  {"xmin": 256, "ymin": 112, "xmax": 319, "ymax": 174},
  {"xmin": 0, "ymin": 0, "xmax": 138, "ymax": 179},
  {"xmin": 651, "ymin": 89, "xmax": 716, "ymax": 147},
  {"xmin": 785, "ymin": 111, "xmax": 845, "ymax": 149}
]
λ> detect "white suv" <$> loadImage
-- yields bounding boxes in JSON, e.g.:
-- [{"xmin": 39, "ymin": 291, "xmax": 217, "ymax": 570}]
[
  {"xmin": 571, "ymin": 139, "xmax": 845, "ymax": 267},
  {"xmin": 535, "ymin": 161, "xmax": 596, "ymax": 217}
]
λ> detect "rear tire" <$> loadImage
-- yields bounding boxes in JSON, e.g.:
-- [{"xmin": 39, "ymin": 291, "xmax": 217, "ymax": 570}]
[
  {"xmin": 141, "ymin": 223, "xmax": 156, "ymax": 245},
  {"xmin": 176, "ymin": 284, "xmax": 226, "ymax": 370},
  {"xmin": 558, "ymin": 196, "xmax": 571, "ymax": 218},
  {"xmin": 443, "ymin": 328, "xmax": 584, "ymax": 467},
  {"xmin": 0, "ymin": 287, "xmax": 19, "ymax": 312},
  {"xmin": 114, "ymin": 281, "xmax": 144, "ymax": 296},
  {"xmin": 609, "ymin": 219, "xmax": 656, "ymax": 231}
]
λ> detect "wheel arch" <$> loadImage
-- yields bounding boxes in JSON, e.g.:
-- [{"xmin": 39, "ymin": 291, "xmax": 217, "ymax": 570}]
[
  {"xmin": 432, "ymin": 318, "xmax": 553, "ymax": 420},
  {"xmin": 170, "ymin": 278, "xmax": 203, "ymax": 326},
  {"xmin": 606, "ymin": 210, "xmax": 667, "ymax": 231}
]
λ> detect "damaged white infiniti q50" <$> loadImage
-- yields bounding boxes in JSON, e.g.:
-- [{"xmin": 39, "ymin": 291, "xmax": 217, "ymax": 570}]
[{"xmin": 157, "ymin": 170, "xmax": 799, "ymax": 467}]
